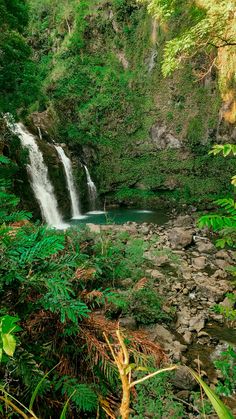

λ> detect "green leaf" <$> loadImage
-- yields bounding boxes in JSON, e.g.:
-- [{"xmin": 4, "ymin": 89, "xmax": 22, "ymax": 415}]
[
  {"xmin": 60, "ymin": 390, "xmax": 76, "ymax": 419},
  {"xmin": 188, "ymin": 368, "xmax": 234, "ymax": 419},
  {"xmin": 2, "ymin": 333, "xmax": 16, "ymax": 357}
]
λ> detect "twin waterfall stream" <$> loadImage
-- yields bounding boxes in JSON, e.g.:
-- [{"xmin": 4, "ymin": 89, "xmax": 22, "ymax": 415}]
[{"xmin": 13, "ymin": 122, "xmax": 97, "ymax": 228}]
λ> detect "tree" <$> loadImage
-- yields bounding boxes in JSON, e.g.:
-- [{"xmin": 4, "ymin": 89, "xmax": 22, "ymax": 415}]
[
  {"xmin": 0, "ymin": 0, "xmax": 39, "ymax": 114},
  {"xmin": 138, "ymin": 0, "xmax": 236, "ymax": 122}
]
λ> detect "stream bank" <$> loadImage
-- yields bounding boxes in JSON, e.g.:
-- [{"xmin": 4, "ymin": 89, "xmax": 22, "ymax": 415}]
[{"xmin": 87, "ymin": 214, "xmax": 236, "ymax": 414}]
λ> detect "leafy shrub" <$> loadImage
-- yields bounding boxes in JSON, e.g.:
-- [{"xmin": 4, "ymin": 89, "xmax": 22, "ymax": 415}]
[
  {"xmin": 132, "ymin": 370, "xmax": 185, "ymax": 418},
  {"xmin": 214, "ymin": 347, "xmax": 236, "ymax": 397},
  {"xmin": 129, "ymin": 286, "xmax": 171, "ymax": 325}
]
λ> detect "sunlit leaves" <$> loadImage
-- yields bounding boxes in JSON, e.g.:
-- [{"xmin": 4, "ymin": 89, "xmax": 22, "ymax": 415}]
[
  {"xmin": 210, "ymin": 144, "xmax": 236, "ymax": 157},
  {"xmin": 0, "ymin": 315, "xmax": 21, "ymax": 361}
]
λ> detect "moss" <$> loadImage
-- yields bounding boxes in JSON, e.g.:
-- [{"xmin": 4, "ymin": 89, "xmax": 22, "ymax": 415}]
[{"xmin": 27, "ymin": 0, "xmax": 235, "ymax": 210}]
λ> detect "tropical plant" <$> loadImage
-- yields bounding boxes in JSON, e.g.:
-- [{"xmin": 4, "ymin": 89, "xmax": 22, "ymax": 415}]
[
  {"xmin": 0, "ymin": 315, "xmax": 21, "ymax": 362},
  {"xmin": 138, "ymin": 0, "xmax": 236, "ymax": 123}
]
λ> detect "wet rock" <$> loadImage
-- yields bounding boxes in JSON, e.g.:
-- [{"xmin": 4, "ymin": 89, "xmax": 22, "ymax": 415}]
[
  {"xmin": 167, "ymin": 227, "xmax": 194, "ymax": 249},
  {"xmin": 170, "ymin": 366, "xmax": 196, "ymax": 390}
]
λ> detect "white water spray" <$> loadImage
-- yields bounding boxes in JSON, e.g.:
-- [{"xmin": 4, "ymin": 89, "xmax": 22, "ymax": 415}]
[
  {"xmin": 84, "ymin": 165, "xmax": 98, "ymax": 211},
  {"xmin": 55, "ymin": 145, "xmax": 85, "ymax": 219},
  {"xmin": 12, "ymin": 123, "xmax": 66, "ymax": 228}
]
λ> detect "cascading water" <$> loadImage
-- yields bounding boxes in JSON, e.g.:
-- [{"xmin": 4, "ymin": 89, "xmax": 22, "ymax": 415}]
[
  {"xmin": 11, "ymin": 122, "xmax": 65, "ymax": 228},
  {"xmin": 54, "ymin": 145, "xmax": 83, "ymax": 219},
  {"xmin": 84, "ymin": 165, "xmax": 98, "ymax": 211}
]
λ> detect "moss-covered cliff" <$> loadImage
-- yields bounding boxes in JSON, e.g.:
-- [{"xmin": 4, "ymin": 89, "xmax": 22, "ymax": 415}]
[{"xmin": 25, "ymin": 0, "xmax": 236, "ymax": 209}]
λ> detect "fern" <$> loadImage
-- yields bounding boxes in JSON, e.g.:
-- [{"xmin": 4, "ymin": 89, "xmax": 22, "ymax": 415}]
[{"xmin": 55, "ymin": 376, "xmax": 98, "ymax": 412}]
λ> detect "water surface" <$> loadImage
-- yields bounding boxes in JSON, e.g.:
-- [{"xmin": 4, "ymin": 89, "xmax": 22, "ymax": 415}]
[{"xmin": 68, "ymin": 208, "xmax": 168, "ymax": 226}]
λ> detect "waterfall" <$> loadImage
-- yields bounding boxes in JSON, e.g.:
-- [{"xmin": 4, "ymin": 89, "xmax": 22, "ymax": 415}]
[
  {"xmin": 37, "ymin": 126, "xmax": 42, "ymax": 140},
  {"xmin": 148, "ymin": 48, "xmax": 157, "ymax": 73},
  {"xmin": 84, "ymin": 165, "xmax": 98, "ymax": 211},
  {"xmin": 12, "ymin": 123, "xmax": 66, "ymax": 228},
  {"xmin": 54, "ymin": 145, "xmax": 82, "ymax": 219}
]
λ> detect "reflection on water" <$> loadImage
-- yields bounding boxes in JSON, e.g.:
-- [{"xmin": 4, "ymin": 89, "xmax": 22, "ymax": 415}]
[{"xmin": 68, "ymin": 208, "xmax": 168, "ymax": 226}]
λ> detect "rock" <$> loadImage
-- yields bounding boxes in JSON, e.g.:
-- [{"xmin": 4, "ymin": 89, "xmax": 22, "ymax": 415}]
[
  {"xmin": 150, "ymin": 123, "xmax": 182, "ymax": 150},
  {"xmin": 195, "ymin": 276, "xmax": 232, "ymax": 302},
  {"xmin": 146, "ymin": 269, "xmax": 164, "ymax": 280},
  {"xmin": 144, "ymin": 252, "xmax": 169, "ymax": 266},
  {"xmin": 175, "ymin": 390, "xmax": 190, "ymax": 401},
  {"xmin": 167, "ymin": 227, "xmax": 194, "ymax": 249},
  {"xmin": 192, "ymin": 256, "xmax": 207, "ymax": 270},
  {"xmin": 219, "ymin": 295, "xmax": 235, "ymax": 310},
  {"xmin": 189, "ymin": 315, "xmax": 205, "ymax": 332},
  {"xmin": 195, "ymin": 240, "xmax": 215, "ymax": 254},
  {"xmin": 170, "ymin": 366, "xmax": 196, "ymax": 390},
  {"xmin": 214, "ymin": 259, "xmax": 229, "ymax": 269},
  {"xmin": 215, "ymin": 250, "xmax": 231, "ymax": 260},
  {"xmin": 176, "ymin": 308, "xmax": 191, "ymax": 328},
  {"xmin": 87, "ymin": 223, "xmax": 101, "ymax": 233},
  {"xmin": 174, "ymin": 215, "xmax": 193, "ymax": 228},
  {"xmin": 120, "ymin": 278, "xmax": 133, "ymax": 288},
  {"xmin": 183, "ymin": 331, "xmax": 193, "ymax": 344},
  {"xmin": 119, "ymin": 316, "xmax": 137, "ymax": 331},
  {"xmin": 142, "ymin": 324, "xmax": 187, "ymax": 361},
  {"xmin": 212, "ymin": 269, "xmax": 228, "ymax": 279}
]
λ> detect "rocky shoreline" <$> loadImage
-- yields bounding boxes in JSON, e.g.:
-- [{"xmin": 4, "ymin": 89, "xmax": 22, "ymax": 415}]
[{"xmin": 87, "ymin": 215, "xmax": 236, "ymax": 402}]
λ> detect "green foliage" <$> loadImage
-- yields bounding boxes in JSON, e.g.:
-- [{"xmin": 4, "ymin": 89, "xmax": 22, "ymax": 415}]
[
  {"xmin": 213, "ymin": 293, "xmax": 236, "ymax": 322},
  {"xmin": 0, "ymin": 155, "xmax": 32, "ymax": 223},
  {"xmin": 0, "ymin": 0, "xmax": 39, "ymax": 113},
  {"xmin": 214, "ymin": 347, "xmax": 236, "ymax": 397},
  {"xmin": 139, "ymin": 0, "xmax": 232, "ymax": 77},
  {"xmin": 129, "ymin": 286, "xmax": 171, "ymax": 325},
  {"xmin": 199, "ymin": 145, "xmax": 236, "ymax": 247},
  {"xmin": 55, "ymin": 376, "xmax": 98, "ymax": 413},
  {"xmin": 132, "ymin": 370, "xmax": 185, "ymax": 418},
  {"xmin": 188, "ymin": 367, "xmax": 234, "ymax": 419},
  {"xmin": 0, "ymin": 315, "xmax": 21, "ymax": 362}
]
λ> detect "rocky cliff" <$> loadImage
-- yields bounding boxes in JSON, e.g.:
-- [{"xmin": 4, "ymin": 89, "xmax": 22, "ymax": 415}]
[{"xmin": 23, "ymin": 0, "xmax": 236, "ymax": 209}]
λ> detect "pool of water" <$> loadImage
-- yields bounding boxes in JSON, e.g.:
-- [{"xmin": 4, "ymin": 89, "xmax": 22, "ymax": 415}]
[{"xmin": 67, "ymin": 208, "xmax": 169, "ymax": 226}]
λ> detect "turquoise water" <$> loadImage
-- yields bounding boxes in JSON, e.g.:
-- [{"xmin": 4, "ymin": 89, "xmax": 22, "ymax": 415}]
[{"xmin": 68, "ymin": 208, "xmax": 168, "ymax": 226}]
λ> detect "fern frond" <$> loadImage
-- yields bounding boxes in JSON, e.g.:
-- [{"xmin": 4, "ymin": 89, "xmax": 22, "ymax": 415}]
[
  {"xmin": 55, "ymin": 377, "xmax": 98, "ymax": 412},
  {"xmin": 198, "ymin": 214, "xmax": 236, "ymax": 231}
]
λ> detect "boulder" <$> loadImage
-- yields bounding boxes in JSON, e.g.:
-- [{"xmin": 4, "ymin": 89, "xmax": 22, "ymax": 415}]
[
  {"xmin": 144, "ymin": 252, "xmax": 169, "ymax": 266},
  {"xmin": 195, "ymin": 276, "xmax": 232, "ymax": 302},
  {"xmin": 195, "ymin": 239, "xmax": 215, "ymax": 254},
  {"xmin": 142, "ymin": 324, "xmax": 187, "ymax": 361},
  {"xmin": 192, "ymin": 256, "xmax": 207, "ymax": 270},
  {"xmin": 150, "ymin": 123, "xmax": 182, "ymax": 150},
  {"xmin": 170, "ymin": 366, "xmax": 196, "ymax": 390},
  {"xmin": 167, "ymin": 227, "xmax": 194, "ymax": 249},
  {"xmin": 119, "ymin": 316, "xmax": 137, "ymax": 331}
]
